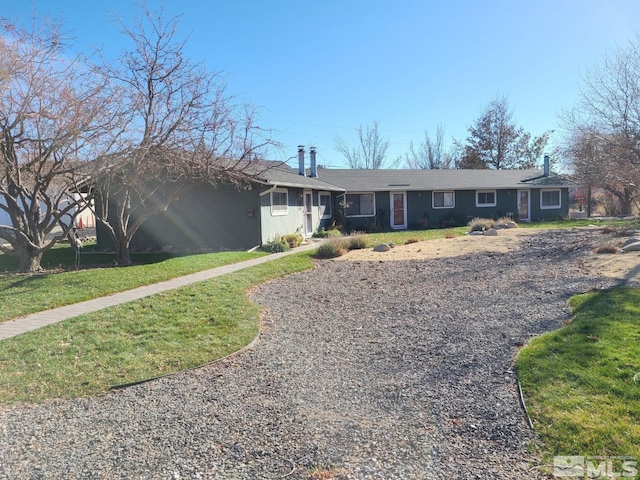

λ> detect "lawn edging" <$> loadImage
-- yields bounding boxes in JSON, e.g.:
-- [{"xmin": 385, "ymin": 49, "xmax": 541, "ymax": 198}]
[{"xmin": 516, "ymin": 287, "xmax": 640, "ymax": 469}]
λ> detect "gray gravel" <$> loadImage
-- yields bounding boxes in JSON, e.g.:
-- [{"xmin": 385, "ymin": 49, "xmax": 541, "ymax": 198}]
[{"xmin": 0, "ymin": 228, "xmax": 622, "ymax": 479}]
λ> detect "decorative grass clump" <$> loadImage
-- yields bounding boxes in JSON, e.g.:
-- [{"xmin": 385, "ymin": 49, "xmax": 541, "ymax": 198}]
[
  {"xmin": 468, "ymin": 217, "xmax": 496, "ymax": 232},
  {"xmin": 312, "ymin": 228, "xmax": 342, "ymax": 238},
  {"xmin": 315, "ymin": 239, "xmax": 348, "ymax": 258},
  {"xmin": 261, "ymin": 237, "xmax": 290, "ymax": 253},
  {"xmin": 347, "ymin": 235, "xmax": 370, "ymax": 250},
  {"xmin": 595, "ymin": 242, "xmax": 620, "ymax": 254},
  {"xmin": 283, "ymin": 233, "xmax": 303, "ymax": 248}
]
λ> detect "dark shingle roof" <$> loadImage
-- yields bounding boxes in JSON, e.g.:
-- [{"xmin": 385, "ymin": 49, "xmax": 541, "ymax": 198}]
[
  {"xmin": 254, "ymin": 163, "xmax": 345, "ymax": 191},
  {"xmin": 313, "ymin": 168, "xmax": 571, "ymax": 191}
]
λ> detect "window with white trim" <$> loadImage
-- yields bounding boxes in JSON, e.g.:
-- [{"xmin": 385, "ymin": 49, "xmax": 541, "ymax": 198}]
[
  {"xmin": 476, "ymin": 190, "xmax": 496, "ymax": 207},
  {"xmin": 319, "ymin": 192, "xmax": 332, "ymax": 219},
  {"xmin": 433, "ymin": 191, "xmax": 455, "ymax": 209},
  {"xmin": 270, "ymin": 189, "xmax": 288, "ymax": 216},
  {"xmin": 540, "ymin": 189, "xmax": 561, "ymax": 209},
  {"xmin": 345, "ymin": 193, "xmax": 375, "ymax": 217}
]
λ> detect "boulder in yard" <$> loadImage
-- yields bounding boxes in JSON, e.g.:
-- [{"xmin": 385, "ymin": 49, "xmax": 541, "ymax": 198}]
[
  {"xmin": 483, "ymin": 228, "xmax": 498, "ymax": 236},
  {"xmin": 373, "ymin": 243, "xmax": 391, "ymax": 252},
  {"xmin": 622, "ymin": 237, "xmax": 640, "ymax": 248},
  {"xmin": 621, "ymin": 241, "xmax": 640, "ymax": 253}
]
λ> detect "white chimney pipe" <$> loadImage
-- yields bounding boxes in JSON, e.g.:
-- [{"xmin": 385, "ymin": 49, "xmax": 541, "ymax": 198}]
[
  {"xmin": 309, "ymin": 146, "xmax": 317, "ymax": 178},
  {"xmin": 298, "ymin": 145, "xmax": 305, "ymax": 176}
]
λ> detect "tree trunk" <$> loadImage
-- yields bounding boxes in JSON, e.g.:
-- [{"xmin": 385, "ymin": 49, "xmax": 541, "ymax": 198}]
[
  {"xmin": 16, "ymin": 246, "xmax": 43, "ymax": 273},
  {"xmin": 621, "ymin": 187, "xmax": 633, "ymax": 215},
  {"xmin": 116, "ymin": 238, "xmax": 132, "ymax": 266}
]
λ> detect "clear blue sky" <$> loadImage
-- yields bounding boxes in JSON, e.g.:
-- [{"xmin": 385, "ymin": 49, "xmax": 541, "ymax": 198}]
[{"xmin": 4, "ymin": 1, "xmax": 640, "ymax": 168}]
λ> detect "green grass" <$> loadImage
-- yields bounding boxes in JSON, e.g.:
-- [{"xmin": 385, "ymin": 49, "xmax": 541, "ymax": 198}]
[
  {"xmin": 0, "ymin": 248, "xmax": 267, "ymax": 323},
  {"xmin": 519, "ymin": 218, "xmax": 640, "ymax": 230},
  {"xmin": 360, "ymin": 226, "xmax": 468, "ymax": 245},
  {"xmin": 0, "ymin": 251, "xmax": 315, "ymax": 403},
  {"xmin": 517, "ymin": 288, "xmax": 640, "ymax": 463}
]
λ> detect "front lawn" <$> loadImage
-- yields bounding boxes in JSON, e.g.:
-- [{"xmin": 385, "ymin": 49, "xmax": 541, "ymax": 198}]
[
  {"xmin": 0, "ymin": 249, "xmax": 267, "ymax": 323},
  {"xmin": 0, "ymin": 251, "xmax": 315, "ymax": 403},
  {"xmin": 517, "ymin": 288, "xmax": 640, "ymax": 465}
]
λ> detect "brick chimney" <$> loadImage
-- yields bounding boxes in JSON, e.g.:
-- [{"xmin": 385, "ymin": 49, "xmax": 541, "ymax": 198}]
[
  {"xmin": 309, "ymin": 146, "xmax": 318, "ymax": 178},
  {"xmin": 298, "ymin": 145, "xmax": 305, "ymax": 176}
]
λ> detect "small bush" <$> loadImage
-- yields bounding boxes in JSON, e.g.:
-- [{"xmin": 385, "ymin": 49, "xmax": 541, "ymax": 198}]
[
  {"xmin": 261, "ymin": 237, "xmax": 290, "ymax": 253},
  {"xmin": 347, "ymin": 235, "xmax": 369, "ymax": 250},
  {"xmin": 468, "ymin": 217, "xmax": 496, "ymax": 232},
  {"xmin": 444, "ymin": 231, "xmax": 455, "ymax": 239},
  {"xmin": 596, "ymin": 242, "xmax": 619, "ymax": 254},
  {"xmin": 601, "ymin": 224, "xmax": 617, "ymax": 234},
  {"xmin": 283, "ymin": 233, "xmax": 303, "ymax": 248},
  {"xmin": 315, "ymin": 239, "xmax": 348, "ymax": 258},
  {"xmin": 405, "ymin": 237, "xmax": 420, "ymax": 245},
  {"xmin": 496, "ymin": 216, "xmax": 514, "ymax": 225},
  {"xmin": 312, "ymin": 228, "xmax": 342, "ymax": 238}
]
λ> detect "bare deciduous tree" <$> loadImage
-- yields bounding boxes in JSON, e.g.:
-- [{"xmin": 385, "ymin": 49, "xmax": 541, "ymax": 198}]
[
  {"xmin": 0, "ymin": 19, "xmax": 114, "ymax": 272},
  {"xmin": 562, "ymin": 37, "xmax": 640, "ymax": 215},
  {"xmin": 334, "ymin": 120, "xmax": 396, "ymax": 169},
  {"xmin": 93, "ymin": 4, "xmax": 276, "ymax": 265},
  {"xmin": 404, "ymin": 125, "xmax": 452, "ymax": 169}
]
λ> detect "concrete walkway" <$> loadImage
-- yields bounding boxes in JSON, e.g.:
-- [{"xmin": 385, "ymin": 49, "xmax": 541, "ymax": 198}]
[{"xmin": 0, "ymin": 242, "xmax": 320, "ymax": 341}]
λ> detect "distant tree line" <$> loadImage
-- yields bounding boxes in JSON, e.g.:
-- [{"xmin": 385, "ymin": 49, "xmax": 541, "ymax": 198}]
[{"xmin": 334, "ymin": 97, "xmax": 553, "ymax": 171}]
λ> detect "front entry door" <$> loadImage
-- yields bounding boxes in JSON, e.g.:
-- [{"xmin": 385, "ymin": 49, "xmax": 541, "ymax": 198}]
[
  {"xmin": 518, "ymin": 190, "xmax": 530, "ymax": 221},
  {"xmin": 390, "ymin": 192, "xmax": 407, "ymax": 229},
  {"xmin": 304, "ymin": 190, "xmax": 313, "ymax": 238}
]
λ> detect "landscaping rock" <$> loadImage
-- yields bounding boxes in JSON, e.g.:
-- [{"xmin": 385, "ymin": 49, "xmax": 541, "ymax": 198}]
[
  {"xmin": 483, "ymin": 228, "xmax": 498, "ymax": 236},
  {"xmin": 373, "ymin": 243, "xmax": 391, "ymax": 252},
  {"xmin": 468, "ymin": 231, "xmax": 484, "ymax": 236},
  {"xmin": 507, "ymin": 221, "xmax": 519, "ymax": 228},
  {"xmin": 622, "ymin": 237, "xmax": 640, "ymax": 247},
  {"xmin": 0, "ymin": 229, "xmax": 622, "ymax": 479},
  {"xmin": 621, "ymin": 241, "xmax": 640, "ymax": 252}
]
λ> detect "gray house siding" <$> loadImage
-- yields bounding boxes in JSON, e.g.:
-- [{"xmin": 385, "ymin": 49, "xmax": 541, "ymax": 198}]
[
  {"xmin": 339, "ymin": 187, "xmax": 568, "ymax": 232},
  {"xmin": 260, "ymin": 186, "xmax": 305, "ymax": 243},
  {"xmin": 127, "ymin": 183, "xmax": 262, "ymax": 251},
  {"xmin": 529, "ymin": 188, "xmax": 569, "ymax": 221}
]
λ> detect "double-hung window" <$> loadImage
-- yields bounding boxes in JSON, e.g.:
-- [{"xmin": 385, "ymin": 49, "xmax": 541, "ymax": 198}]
[
  {"xmin": 540, "ymin": 189, "xmax": 561, "ymax": 209},
  {"xmin": 270, "ymin": 189, "xmax": 288, "ymax": 216},
  {"xmin": 433, "ymin": 191, "xmax": 455, "ymax": 209},
  {"xmin": 476, "ymin": 190, "xmax": 497, "ymax": 207},
  {"xmin": 344, "ymin": 193, "xmax": 375, "ymax": 217}
]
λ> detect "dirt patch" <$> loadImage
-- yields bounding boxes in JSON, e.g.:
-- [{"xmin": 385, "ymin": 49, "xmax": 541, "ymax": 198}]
[{"xmin": 336, "ymin": 227, "xmax": 640, "ymax": 284}]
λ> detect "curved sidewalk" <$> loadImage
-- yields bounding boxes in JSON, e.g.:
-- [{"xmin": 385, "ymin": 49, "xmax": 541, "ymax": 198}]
[{"xmin": 0, "ymin": 242, "xmax": 320, "ymax": 341}]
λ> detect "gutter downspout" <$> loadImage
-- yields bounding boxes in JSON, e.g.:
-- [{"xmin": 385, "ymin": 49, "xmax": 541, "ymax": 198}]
[{"xmin": 259, "ymin": 184, "xmax": 278, "ymax": 196}]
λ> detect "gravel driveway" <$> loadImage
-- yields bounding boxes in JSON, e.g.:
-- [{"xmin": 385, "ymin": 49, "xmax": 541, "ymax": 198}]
[{"xmin": 0, "ymin": 229, "xmax": 620, "ymax": 479}]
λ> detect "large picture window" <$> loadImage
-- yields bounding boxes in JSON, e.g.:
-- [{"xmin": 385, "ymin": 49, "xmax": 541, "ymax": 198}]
[
  {"xmin": 319, "ymin": 192, "xmax": 332, "ymax": 219},
  {"xmin": 270, "ymin": 189, "xmax": 288, "ymax": 216},
  {"xmin": 540, "ymin": 189, "xmax": 561, "ymax": 209},
  {"xmin": 476, "ymin": 190, "xmax": 496, "ymax": 207},
  {"xmin": 345, "ymin": 193, "xmax": 375, "ymax": 217},
  {"xmin": 433, "ymin": 191, "xmax": 455, "ymax": 209}
]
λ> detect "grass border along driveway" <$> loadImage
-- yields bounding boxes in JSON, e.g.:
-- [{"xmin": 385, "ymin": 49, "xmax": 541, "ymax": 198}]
[
  {"xmin": 0, "ymin": 250, "xmax": 266, "ymax": 323},
  {"xmin": 517, "ymin": 287, "xmax": 640, "ymax": 470},
  {"xmin": 0, "ymin": 252, "xmax": 315, "ymax": 404}
]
